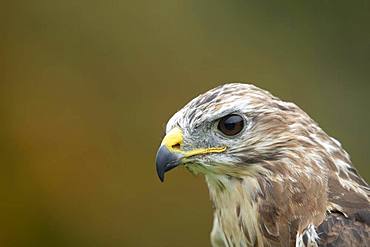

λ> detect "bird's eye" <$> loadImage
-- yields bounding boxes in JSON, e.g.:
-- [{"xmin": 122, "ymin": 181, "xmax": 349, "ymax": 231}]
[{"xmin": 217, "ymin": 114, "xmax": 244, "ymax": 136}]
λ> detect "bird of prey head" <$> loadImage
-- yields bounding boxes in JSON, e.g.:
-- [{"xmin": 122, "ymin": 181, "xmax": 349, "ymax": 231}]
[{"xmin": 156, "ymin": 83, "xmax": 369, "ymax": 247}]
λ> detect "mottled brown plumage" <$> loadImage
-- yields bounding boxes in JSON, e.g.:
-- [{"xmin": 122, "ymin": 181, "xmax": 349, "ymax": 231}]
[{"xmin": 155, "ymin": 83, "xmax": 370, "ymax": 247}]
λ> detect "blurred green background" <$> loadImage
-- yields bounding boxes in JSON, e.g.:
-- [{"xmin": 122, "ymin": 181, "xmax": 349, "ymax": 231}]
[{"xmin": 1, "ymin": 1, "xmax": 369, "ymax": 246}]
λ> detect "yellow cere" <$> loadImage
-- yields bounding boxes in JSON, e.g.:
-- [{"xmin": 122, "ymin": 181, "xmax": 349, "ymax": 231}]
[
  {"xmin": 161, "ymin": 127, "xmax": 227, "ymax": 157},
  {"xmin": 161, "ymin": 127, "xmax": 184, "ymax": 151}
]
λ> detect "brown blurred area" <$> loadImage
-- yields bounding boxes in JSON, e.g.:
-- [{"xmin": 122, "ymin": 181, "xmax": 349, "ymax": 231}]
[{"xmin": 0, "ymin": 1, "xmax": 369, "ymax": 246}]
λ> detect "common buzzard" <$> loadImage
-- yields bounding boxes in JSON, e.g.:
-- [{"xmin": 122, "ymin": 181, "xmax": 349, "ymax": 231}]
[{"xmin": 155, "ymin": 83, "xmax": 369, "ymax": 247}]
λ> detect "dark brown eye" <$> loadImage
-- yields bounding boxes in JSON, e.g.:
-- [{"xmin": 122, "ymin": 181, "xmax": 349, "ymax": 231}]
[{"xmin": 217, "ymin": 114, "xmax": 244, "ymax": 136}]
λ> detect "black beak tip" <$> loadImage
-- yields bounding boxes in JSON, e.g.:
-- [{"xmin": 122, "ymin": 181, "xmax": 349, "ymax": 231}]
[{"xmin": 156, "ymin": 165, "xmax": 165, "ymax": 182}]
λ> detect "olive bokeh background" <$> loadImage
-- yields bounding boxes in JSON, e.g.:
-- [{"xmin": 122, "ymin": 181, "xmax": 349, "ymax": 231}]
[{"xmin": 1, "ymin": 1, "xmax": 369, "ymax": 246}]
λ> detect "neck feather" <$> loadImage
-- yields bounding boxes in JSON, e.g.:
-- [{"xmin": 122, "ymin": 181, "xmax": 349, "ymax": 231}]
[{"xmin": 205, "ymin": 172, "xmax": 265, "ymax": 247}]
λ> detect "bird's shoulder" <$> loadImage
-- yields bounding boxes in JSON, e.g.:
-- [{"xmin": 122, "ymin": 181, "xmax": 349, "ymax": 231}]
[
  {"xmin": 317, "ymin": 169, "xmax": 370, "ymax": 247},
  {"xmin": 316, "ymin": 210, "xmax": 370, "ymax": 247}
]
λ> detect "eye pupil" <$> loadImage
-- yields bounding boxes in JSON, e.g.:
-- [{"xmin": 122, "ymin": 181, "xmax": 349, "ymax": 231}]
[
  {"xmin": 217, "ymin": 114, "xmax": 244, "ymax": 136},
  {"xmin": 224, "ymin": 122, "xmax": 236, "ymax": 130}
]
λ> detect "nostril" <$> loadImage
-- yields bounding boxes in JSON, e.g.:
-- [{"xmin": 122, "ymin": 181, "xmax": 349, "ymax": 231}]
[{"xmin": 172, "ymin": 143, "xmax": 181, "ymax": 150}]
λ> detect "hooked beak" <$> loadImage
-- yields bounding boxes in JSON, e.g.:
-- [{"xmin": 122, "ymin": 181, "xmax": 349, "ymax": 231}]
[
  {"xmin": 155, "ymin": 127, "xmax": 226, "ymax": 182},
  {"xmin": 156, "ymin": 145, "xmax": 184, "ymax": 182}
]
